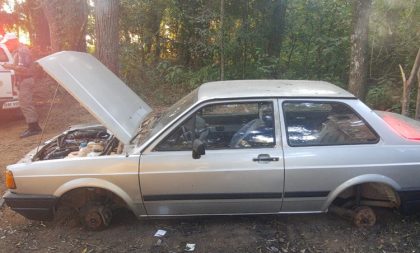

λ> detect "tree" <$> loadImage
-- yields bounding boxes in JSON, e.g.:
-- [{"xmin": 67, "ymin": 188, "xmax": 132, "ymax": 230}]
[
  {"xmin": 400, "ymin": 48, "xmax": 420, "ymax": 116},
  {"xmin": 25, "ymin": 0, "xmax": 50, "ymax": 52},
  {"xmin": 416, "ymin": 66, "xmax": 420, "ymax": 120},
  {"xmin": 220, "ymin": 0, "xmax": 225, "ymax": 80},
  {"xmin": 267, "ymin": 0, "xmax": 287, "ymax": 58},
  {"xmin": 113, "ymin": 0, "xmax": 420, "ymax": 105},
  {"xmin": 94, "ymin": 0, "xmax": 120, "ymax": 75},
  {"xmin": 348, "ymin": 0, "xmax": 372, "ymax": 100},
  {"xmin": 41, "ymin": 0, "xmax": 88, "ymax": 52}
]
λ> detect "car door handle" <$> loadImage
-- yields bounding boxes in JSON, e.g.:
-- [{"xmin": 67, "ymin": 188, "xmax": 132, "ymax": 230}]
[{"xmin": 252, "ymin": 154, "xmax": 279, "ymax": 162}]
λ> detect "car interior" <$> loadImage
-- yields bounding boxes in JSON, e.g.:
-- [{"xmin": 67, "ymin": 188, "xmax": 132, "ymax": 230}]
[
  {"xmin": 155, "ymin": 102, "xmax": 275, "ymax": 151},
  {"xmin": 283, "ymin": 102, "xmax": 378, "ymax": 146}
]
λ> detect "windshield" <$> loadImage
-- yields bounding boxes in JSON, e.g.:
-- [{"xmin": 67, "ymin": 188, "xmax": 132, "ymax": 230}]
[{"xmin": 136, "ymin": 88, "xmax": 199, "ymax": 146}]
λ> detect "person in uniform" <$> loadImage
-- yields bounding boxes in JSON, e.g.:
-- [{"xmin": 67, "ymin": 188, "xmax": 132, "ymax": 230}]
[{"xmin": 2, "ymin": 33, "xmax": 42, "ymax": 138}]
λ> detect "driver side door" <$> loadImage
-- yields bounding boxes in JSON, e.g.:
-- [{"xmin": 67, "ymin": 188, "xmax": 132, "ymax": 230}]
[{"xmin": 139, "ymin": 99, "xmax": 284, "ymax": 216}]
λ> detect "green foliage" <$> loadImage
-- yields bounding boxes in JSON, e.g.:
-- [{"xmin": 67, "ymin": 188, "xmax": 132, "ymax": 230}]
[
  {"xmin": 365, "ymin": 78, "xmax": 401, "ymax": 111},
  {"xmin": 370, "ymin": 0, "xmax": 420, "ymax": 79},
  {"xmin": 4, "ymin": 0, "xmax": 419, "ymax": 109},
  {"xmin": 367, "ymin": 0, "xmax": 420, "ymax": 113},
  {"xmin": 116, "ymin": 0, "xmax": 419, "ymax": 108},
  {"xmin": 157, "ymin": 62, "xmax": 219, "ymax": 88}
]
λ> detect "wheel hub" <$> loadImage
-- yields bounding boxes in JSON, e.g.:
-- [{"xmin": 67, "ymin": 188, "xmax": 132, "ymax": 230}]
[{"xmin": 353, "ymin": 206, "xmax": 376, "ymax": 228}]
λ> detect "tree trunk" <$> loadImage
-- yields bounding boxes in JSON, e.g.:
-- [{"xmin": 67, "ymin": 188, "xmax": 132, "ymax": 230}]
[
  {"xmin": 267, "ymin": 0, "xmax": 287, "ymax": 58},
  {"xmin": 94, "ymin": 0, "xmax": 120, "ymax": 75},
  {"xmin": 175, "ymin": 0, "xmax": 187, "ymax": 66},
  {"xmin": 415, "ymin": 67, "xmax": 420, "ymax": 120},
  {"xmin": 41, "ymin": 0, "xmax": 88, "ymax": 52},
  {"xmin": 220, "ymin": 0, "xmax": 225, "ymax": 81},
  {"xmin": 152, "ymin": 6, "xmax": 164, "ymax": 63},
  {"xmin": 26, "ymin": 0, "xmax": 50, "ymax": 52},
  {"xmin": 348, "ymin": 0, "xmax": 372, "ymax": 100},
  {"xmin": 400, "ymin": 48, "xmax": 420, "ymax": 118},
  {"xmin": 242, "ymin": 0, "xmax": 249, "ymax": 79}
]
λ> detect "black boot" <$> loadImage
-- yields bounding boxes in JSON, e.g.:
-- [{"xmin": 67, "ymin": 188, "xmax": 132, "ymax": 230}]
[{"xmin": 20, "ymin": 122, "xmax": 42, "ymax": 138}]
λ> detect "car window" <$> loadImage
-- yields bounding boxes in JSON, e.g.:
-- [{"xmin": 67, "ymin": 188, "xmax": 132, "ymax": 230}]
[
  {"xmin": 283, "ymin": 101, "xmax": 378, "ymax": 146},
  {"xmin": 154, "ymin": 101, "xmax": 275, "ymax": 151},
  {"xmin": 0, "ymin": 48, "xmax": 9, "ymax": 62}
]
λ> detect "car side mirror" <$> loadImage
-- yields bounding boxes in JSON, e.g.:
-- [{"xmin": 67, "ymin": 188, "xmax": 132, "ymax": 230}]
[{"xmin": 192, "ymin": 139, "xmax": 205, "ymax": 159}]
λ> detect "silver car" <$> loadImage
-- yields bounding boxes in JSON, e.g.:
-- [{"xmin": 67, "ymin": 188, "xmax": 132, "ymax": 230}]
[{"xmin": 4, "ymin": 51, "xmax": 420, "ymax": 230}]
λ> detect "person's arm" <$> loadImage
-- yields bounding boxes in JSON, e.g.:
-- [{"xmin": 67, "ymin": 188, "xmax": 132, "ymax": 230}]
[{"xmin": 2, "ymin": 63, "xmax": 30, "ymax": 75}]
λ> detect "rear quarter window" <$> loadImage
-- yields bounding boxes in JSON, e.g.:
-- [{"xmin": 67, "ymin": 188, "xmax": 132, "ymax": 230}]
[{"xmin": 283, "ymin": 101, "xmax": 379, "ymax": 146}]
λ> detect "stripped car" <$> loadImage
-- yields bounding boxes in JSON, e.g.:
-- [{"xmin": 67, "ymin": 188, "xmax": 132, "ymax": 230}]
[{"xmin": 4, "ymin": 51, "xmax": 420, "ymax": 230}]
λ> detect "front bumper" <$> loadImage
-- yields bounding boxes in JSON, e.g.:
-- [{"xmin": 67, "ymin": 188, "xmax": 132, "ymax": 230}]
[{"xmin": 3, "ymin": 191, "xmax": 58, "ymax": 221}]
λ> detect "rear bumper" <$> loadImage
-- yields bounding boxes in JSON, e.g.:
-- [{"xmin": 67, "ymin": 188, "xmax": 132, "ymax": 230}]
[
  {"xmin": 3, "ymin": 191, "xmax": 58, "ymax": 221},
  {"xmin": 0, "ymin": 98, "xmax": 20, "ymax": 110},
  {"xmin": 398, "ymin": 189, "xmax": 420, "ymax": 215}
]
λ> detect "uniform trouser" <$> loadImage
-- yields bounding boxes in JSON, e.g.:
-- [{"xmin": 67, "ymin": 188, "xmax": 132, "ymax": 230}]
[{"xmin": 18, "ymin": 77, "xmax": 38, "ymax": 124}]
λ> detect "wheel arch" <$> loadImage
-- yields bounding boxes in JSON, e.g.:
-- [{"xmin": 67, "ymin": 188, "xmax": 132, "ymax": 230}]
[
  {"xmin": 53, "ymin": 178, "xmax": 138, "ymax": 213},
  {"xmin": 322, "ymin": 174, "xmax": 402, "ymax": 211}
]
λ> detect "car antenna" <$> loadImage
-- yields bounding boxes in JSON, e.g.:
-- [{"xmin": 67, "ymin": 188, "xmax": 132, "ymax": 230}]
[{"xmin": 35, "ymin": 82, "xmax": 60, "ymax": 154}]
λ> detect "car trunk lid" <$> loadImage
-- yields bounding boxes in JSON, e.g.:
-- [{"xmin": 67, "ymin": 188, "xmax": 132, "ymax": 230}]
[
  {"xmin": 37, "ymin": 51, "xmax": 152, "ymax": 144},
  {"xmin": 376, "ymin": 111, "xmax": 420, "ymax": 141}
]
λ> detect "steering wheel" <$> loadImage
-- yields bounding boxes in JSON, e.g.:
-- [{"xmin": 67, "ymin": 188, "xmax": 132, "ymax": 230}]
[{"xmin": 181, "ymin": 126, "xmax": 192, "ymax": 142}]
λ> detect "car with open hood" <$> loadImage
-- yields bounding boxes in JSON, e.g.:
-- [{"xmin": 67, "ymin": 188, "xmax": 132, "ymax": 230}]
[{"xmin": 3, "ymin": 51, "xmax": 420, "ymax": 230}]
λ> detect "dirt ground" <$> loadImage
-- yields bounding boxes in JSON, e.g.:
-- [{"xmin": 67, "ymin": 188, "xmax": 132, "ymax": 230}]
[{"xmin": 0, "ymin": 79, "xmax": 420, "ymax": 253}]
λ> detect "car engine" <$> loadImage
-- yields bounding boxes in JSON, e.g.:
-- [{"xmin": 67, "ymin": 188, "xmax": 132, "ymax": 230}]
[{"xmin": 33, "ymin": 126, "xmax": 121, "ymax": 161}]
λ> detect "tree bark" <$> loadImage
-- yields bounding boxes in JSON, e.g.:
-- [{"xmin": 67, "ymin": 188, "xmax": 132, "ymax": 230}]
[
  {"xmin": 242, "ymin": 0, "xmax": 249, "ymax": 79},
  {"xmin": 401, "ymin": 48, "xmax": 420, "ymax": 116},
  {"xmin": 152, "ymin": 4, "xmax": 165, "ymax": 63},
  {"xmin": 26, "ymin": 0, "xmax": 50, "ymax": 52},
  {"xmin": 267, "ymin": 0, "xmax": 287, "ymax": 57},
  {"xmin": 94, "ymin": 0, "xmax": 120, "ymax": 75},
  {"xmin": 348, "ymin": 0, "xmax": 372, "ymax": 100},
  {"xmin": 220, "ymin": 0, "xmax": 225, "ymax": 81},
  {"xmin": 415, "ymin": 67, "xmax": 420, "ymax": 120},
  {"xmin": 41, "ymin": 0, "xmax": 88, "ymax": 52}
]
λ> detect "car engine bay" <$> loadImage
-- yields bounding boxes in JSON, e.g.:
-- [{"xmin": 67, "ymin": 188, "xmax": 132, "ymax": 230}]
[{"xmin": 33, "ymin": 126, "xmax": 122, "ymax": 161}]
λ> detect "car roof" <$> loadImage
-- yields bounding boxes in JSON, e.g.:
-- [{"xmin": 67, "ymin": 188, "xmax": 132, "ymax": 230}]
[{"xmin": 197, "ymin": 80, "xmax": 355, "ymax": 101}]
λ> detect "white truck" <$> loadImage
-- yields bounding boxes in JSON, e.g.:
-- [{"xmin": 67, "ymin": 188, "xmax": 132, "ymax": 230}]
[{"xmin": 0, "ymin": 43, "xmax": 19, "ymax": 117}]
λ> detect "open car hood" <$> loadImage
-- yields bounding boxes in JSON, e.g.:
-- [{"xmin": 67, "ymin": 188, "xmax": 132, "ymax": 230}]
[{"xmin": 37, "ymin": 51, "xmax": 152, "ymax": 144}]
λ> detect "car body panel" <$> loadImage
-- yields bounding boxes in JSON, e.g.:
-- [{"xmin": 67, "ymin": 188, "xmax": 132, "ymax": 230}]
[
  {"xmin": 0, "ymin": 44, "xmax": 18, "ymax": 112},
  {"xmin": 7, "ymin": 154, "xmax": 147, "ymax": 216},
  {"xmin": 140, "ymin": 98, "xmax": 285, "ymax": 215},
  {"xmin": 37, "ymin": 51, "xmax": 152, "ymax": 144},
  {"xmin": 196, "ymin": 80, "xmax": 355, "ymax": 101},
  {"xmin": 278, "ymin": 98, "xmax": 420, "ymax": 212},
  {"xmin": 140, "ymin": 148, "xmax": 284, "ymax": 215},
  {"xmin": 322, "ymin": 174, "xmax": 401, "ymax": 211},
  {"xmin": 280, "ymin": 144, "xmax": 419, "ymax": 212},
  {"xmin": 0, "ymin": 70, "xmax": 15, "ymax": 99}
]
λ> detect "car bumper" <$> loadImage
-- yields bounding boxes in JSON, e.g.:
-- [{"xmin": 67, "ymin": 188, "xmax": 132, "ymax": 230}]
[
  {"xmin": 3, "ymin": 191, "xmax": 58, "ymax": 221},
  {"xmin": 0, "ymin": 98, "xmax": 20, "ymax": 110}
]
